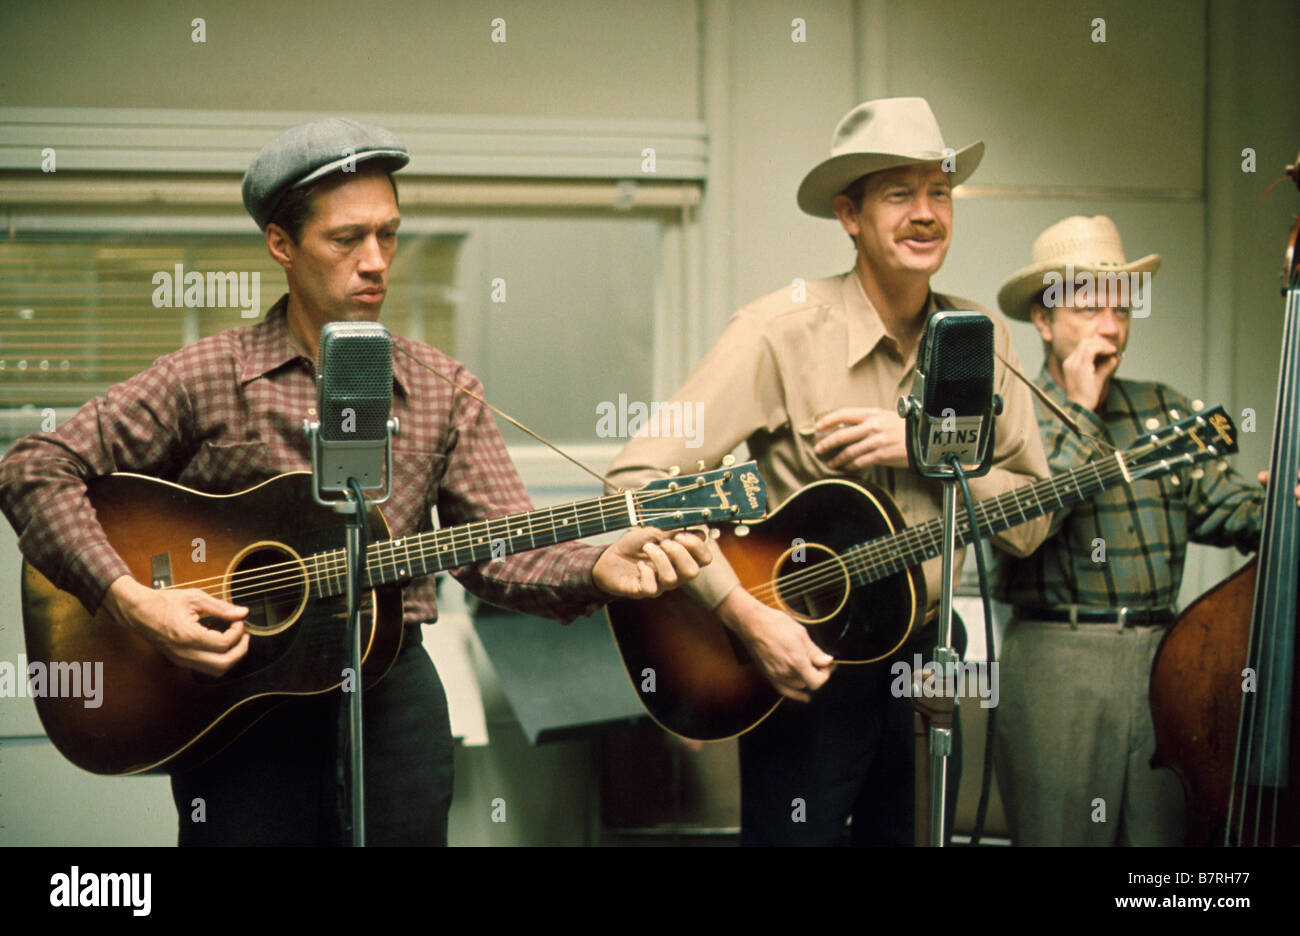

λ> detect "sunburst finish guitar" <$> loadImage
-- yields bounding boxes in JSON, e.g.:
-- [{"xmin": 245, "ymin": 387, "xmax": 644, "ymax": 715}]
[
  {"xmin": 22, "ymin": 464, "xmax": 767, "ymax": 776},
  {"xmin": 608, "ymin": 406, "xmax": 1240, "ymax": 741}
]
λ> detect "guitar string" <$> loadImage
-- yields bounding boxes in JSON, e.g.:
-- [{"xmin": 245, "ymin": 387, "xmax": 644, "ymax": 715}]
[
  {"xmin": 740, "ymin": 456, "xmax": 1135, "ymax": 609},
  {"xmin": 785, "ymin": 426, "xmax": 1217, "ymax": 603},
  {"xmin": 168, "ymin": 497, "xmax": 652, "ymax": 594},
  {"xmin": 175, "ymin": 502, "xmax": 717, "ymax": 599},
  {"xmin": 171, "ymin": 425, "xmax": 1209, "ymax": 611},
  {"xmin": 165, "ymin": 483, "xmax": 738, "ymax": 596},
  {"xmin": 741, "ymin": 432, "xmax": 1213, "ymax": 611},
  {"xmin": 748, "ymin": 448, "xmax": 1142, "ymax": 603}
]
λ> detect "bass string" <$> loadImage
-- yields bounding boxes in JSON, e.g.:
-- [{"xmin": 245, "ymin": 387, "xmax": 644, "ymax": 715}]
[{"xmin": 1230, "ymin": 286, "xmax": 1300, "ymax": 845}]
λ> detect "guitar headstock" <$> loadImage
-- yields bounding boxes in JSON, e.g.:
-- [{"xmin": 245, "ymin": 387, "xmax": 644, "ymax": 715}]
[
  {"xmin": 1124, "ymin": 404, "xmax": 1239, "ymax": 481},
  {"xmin": 636, "ymin": 460, "xmax": 768, "ymax": 529}
]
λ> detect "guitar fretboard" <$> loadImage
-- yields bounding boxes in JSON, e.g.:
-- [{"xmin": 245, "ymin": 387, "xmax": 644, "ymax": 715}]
[
  {"xmin": 845, "ymin": 451, "xmax": 1135, "ymax": 585},
  {"xmin": 305, "ymin": 492, "xmax": 638, "ymax": 598}
]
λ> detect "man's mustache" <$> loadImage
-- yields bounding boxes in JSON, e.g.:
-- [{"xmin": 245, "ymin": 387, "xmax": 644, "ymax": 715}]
[{"xmin": 898, "ymin": 225, "xmax": 947, "ymax": 241}]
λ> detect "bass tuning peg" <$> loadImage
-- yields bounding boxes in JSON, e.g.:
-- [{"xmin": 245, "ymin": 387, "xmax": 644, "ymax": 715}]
[{"xmin": 667, "ymin": 465, "xmax": 680, "ymax": 476}]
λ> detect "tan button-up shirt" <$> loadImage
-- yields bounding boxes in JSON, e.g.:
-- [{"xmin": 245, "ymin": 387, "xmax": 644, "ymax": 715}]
[{"xmin": 606, "ymin": 272, "xmax": 1052, "ymax": 609}]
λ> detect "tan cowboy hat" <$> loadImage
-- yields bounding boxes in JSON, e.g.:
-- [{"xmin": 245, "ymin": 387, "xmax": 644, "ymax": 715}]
[
  {"xmin": 997, "ymin": 215, "xmax": 1162, "ymax": 322},
  {"xmin": 796, "ymin": 97, "xmax": 984, "ymax": 218}
]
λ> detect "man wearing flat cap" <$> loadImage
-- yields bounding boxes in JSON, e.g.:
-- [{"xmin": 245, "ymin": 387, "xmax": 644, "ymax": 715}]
[
  {"xmin": 607, "ymin": 97, "xmax": 1051, "ymax": 845},
  {"xmin": 992, "ymin": 215, "xmax": 1271, "ymax": 845},
  {"xmin": 0, "ymin": 117, "xmax": 710, "ymax": 845}
]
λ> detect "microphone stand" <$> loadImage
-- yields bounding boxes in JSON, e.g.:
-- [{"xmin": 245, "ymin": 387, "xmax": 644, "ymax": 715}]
[
  {"xmin": 302, "ymin": 417, "xmax": 398, "ymax": 847},
  {"xmin": 898, "ymin": 395, "xmax": 1000, "ymax": 847}
]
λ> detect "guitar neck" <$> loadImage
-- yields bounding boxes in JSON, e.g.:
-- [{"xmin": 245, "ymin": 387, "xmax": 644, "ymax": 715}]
[
  {"xmin": 850, "ymin": 451, "xmax": 1133, "ymax": 585},
  {"xmin": 306, "ymin": 491, "xmax": 641, "ymax": 598}
]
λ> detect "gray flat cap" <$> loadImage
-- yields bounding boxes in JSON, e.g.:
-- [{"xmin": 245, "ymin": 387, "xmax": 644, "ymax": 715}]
[{"xmin": 241, "ymin": 117, "xmax": 410, "ymax": 230}]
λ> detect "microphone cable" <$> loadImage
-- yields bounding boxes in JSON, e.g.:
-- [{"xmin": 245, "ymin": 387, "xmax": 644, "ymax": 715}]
[{"xmin": 946, "ymin": 453, "xmax": 997, "ymax": 846}]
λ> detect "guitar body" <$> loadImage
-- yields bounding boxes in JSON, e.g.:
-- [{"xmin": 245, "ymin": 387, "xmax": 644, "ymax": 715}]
[
  {"xmin": 21, "ymin": 471, "xmax": 402, "ymax": 776},
  {"xmin": 607, "ymin": 478, "xmax": 925, "ymax": 741}
]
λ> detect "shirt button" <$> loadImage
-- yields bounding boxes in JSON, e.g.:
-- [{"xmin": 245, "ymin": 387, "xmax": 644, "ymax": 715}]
[{"xmin": 307, "ymin": 408, "xmax": 317, "ymax": 417}]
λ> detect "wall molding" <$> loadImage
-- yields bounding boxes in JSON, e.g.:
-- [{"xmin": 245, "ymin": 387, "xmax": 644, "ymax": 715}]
[{"xmin": 0, "ymin": 107, "xmax": 709, "ymax": 181}]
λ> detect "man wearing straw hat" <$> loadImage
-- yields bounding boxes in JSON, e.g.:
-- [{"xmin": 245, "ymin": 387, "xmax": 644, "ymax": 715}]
[
  {"xmin": 607, "ymin": 98, "xmax": 1052, "ymax": 845},
  {"xmin": 992, "ymin": 215, "xmax": 1271, "ymax": 845}
]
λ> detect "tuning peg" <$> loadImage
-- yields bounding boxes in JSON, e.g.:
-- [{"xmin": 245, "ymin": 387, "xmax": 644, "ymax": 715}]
[
  {"xmin": 1191, "ymin": 467, "xmax": 1205, "ymax": 479},
  {"xmin": 1170, "ymin": 474, "xmax": 1181, "ymax": 486},
  {"xmin": 696, "ymin": 460, "xmax": 706, "ymax": 472},
  {"xmin": 735, "ymin": 524, "xmax": 750, "ymax": 537},
  {"xmin": 1145, "ymin": 417, "xmax": 1161, "ymax": 430},
  {"xmin": 722, "ymin": 454, "xmax": 736, "ymax": 467},
  {"xmin": 1216, "ymin": 459, "xmax": 1229, "ymax": 473},
  {"xmin": 1192, "ymin": 399, "xmax": 1204, "ymax": 411},
  {"xmin": 1169, "ymin": 409, "xmax": 1181, "ymax": 420},
  {"xmin": 667, "ymin": 465, "xmax": 680, "ymax": 477},
  {"xmin": 708, "ymin": 527, "xmax": 721, "ymax": 540}
]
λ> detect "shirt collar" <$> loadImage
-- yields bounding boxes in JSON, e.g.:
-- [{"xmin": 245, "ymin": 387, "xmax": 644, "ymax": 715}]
[
  {"xmin": 842, "ymin": 272, "xmax": 938, "ymax": 369},
  {"xmin": 240, "ymin": 293, "xmax": 411, "ymax": 396}
]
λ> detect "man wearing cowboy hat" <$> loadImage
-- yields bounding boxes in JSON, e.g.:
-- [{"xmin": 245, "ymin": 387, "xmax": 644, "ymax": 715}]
[
  {"xmin": 992, "ymin": 215, "xmax": 1271, "ymax": 846},
  {"xmin": 607, "ymin": 97, "xmax": 1052, "ymax": 845}
]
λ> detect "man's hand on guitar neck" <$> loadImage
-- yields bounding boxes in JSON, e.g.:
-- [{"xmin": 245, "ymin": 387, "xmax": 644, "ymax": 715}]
[
  {"xmin": 593, "ymin": 528, "xmax": 712, "ymax": 598},
  {"xmin": 103, "ymin": 576, "xmax": 250, "ymax": 676},
  {"xmin": 716, "ymin": 586, "xmax": 835, "ymax": 702}
]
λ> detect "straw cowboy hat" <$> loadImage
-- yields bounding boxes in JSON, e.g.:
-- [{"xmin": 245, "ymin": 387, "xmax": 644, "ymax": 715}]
[
  {"xmin": 997, "ymin": 215, "xmax": 1162, "ymax": 322},
  {"xmin": 796, "ymin": 97, "xmax": 984, "ymax": 218}
]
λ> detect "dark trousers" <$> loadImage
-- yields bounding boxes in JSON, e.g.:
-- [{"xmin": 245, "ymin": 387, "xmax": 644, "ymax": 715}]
[
  {"xmin": 171, "ymin": 623, "xmax": 454, "ymax": 846},
  {"xmin": 738, "ymin": 616, "xmax": 965, "ymax": 846}
]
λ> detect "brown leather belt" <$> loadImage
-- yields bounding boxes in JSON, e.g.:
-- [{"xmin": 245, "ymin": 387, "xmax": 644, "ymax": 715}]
[{"xmin": 1015, "ymin": 605, "xmax": 1175, "ymax": 627}]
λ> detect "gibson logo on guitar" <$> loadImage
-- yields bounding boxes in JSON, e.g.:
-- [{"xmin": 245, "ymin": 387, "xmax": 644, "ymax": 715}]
[{"xmin": 741, "ymin": 470, "xmax": 763, "ymax": 510}]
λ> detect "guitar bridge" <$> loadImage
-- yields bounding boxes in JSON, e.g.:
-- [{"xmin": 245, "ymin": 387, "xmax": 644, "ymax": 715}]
[{"xmin": 150, "ymin": 553, "xmax": 173, "ymax": 589}]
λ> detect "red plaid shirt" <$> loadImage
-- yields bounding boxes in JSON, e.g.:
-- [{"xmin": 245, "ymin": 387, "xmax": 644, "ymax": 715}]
[{"xmin": 0, "ymin": 294, "xmax": 607, "ymax": 624}]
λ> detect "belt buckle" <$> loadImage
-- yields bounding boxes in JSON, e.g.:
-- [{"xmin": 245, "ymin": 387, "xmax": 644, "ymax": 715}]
[{"xmin": 1117, "ymin": 606, "xmax": 1129, "ymax": 631}]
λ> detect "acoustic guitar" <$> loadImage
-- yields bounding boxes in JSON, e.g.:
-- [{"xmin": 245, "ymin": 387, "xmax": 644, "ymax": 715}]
[
  {"xmin": 607, "ymin": 405, "xmax": 1240, "ymax": 741},
  {"xmin": 21, "ymin": 463, "xmax": 767, "ymax": 775}
]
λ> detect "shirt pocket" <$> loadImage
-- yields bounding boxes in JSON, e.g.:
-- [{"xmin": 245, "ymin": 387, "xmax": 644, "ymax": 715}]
[{"xmin": 791, "ymin": 397, "xmax": 868, "ymax": 479}]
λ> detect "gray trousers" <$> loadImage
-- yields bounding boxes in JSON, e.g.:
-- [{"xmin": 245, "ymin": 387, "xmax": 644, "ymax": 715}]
[{"xmin": 994, "ymin": 616, "xmax": 1186, "ymax": 846}]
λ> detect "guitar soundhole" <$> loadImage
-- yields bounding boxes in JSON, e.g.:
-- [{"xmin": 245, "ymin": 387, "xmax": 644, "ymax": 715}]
[
  {"xmin": 226, "ymin": 540, "xmax": 309, "ymax": 636},
  {"xmin": 771, "ymin": 542, "xmax": 851, "ymax": 625}
]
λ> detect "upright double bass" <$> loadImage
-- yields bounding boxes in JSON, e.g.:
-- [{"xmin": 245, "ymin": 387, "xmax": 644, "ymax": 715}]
[{"xmin": 1149, "ymin": 152, "xmax": 1300, "ymax": 846}]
